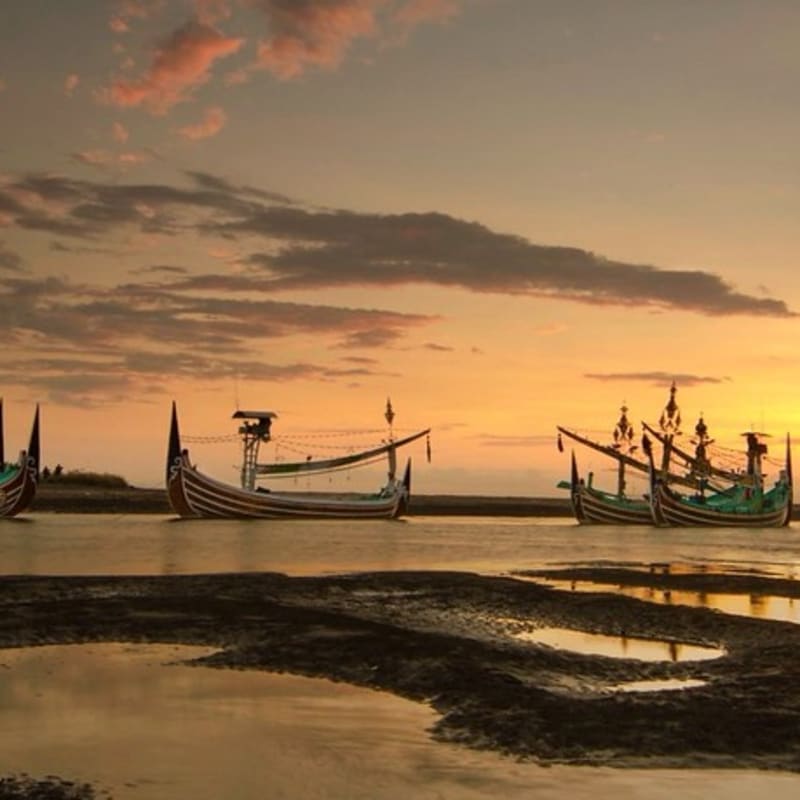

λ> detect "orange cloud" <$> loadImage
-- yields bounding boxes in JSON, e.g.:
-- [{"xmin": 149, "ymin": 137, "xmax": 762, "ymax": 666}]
[
  {"xmin": 110, "ymin": 16, "xmax": 130, "ymax": 33},
  {"xmin": 254, "ymin": 0, "xmax": 379, "ymax": 79},
  {"xmin": 64, "ymin": 74, "xmax": 80, "ymax": 96},
  {"xmin": 110, "ymin": 0, "xmax": 163, "ymax": 33},
  {"xmin": 177, "ymin": 106, "xmax": 227, "ymax": 140},
  {"xmin": 72, "ymin": 149, "xmax": 153, "ymax": 168},
  {"xmin": 248, "ymin": 0, "xmax": 466, "ymax": 79},
  {"xmin": 104, "ymin": 21, "xmax": 244, "ymax": 114},
  {"xmin": 393, "ymin": 0, "xmax": 461, "ymax": 27},
  {"xmin": 112, "ymin": 121, "xmax": 130, "ymax": 143},
  {"xmin": 0, "ymin": 78, "xmax": 7, "ymax": 92},
  {"xmin": 194, "ymin": 0, "xmax": 232, "ymax": 26}
]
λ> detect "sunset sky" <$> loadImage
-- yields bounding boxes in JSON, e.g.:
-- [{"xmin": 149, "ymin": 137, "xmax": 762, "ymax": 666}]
[{"xmin": 1, "ymin": 0, "xmax": 799, "ymax": 495}]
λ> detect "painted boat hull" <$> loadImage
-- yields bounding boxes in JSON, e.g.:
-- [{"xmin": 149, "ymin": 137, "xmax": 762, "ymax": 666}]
[
  {"xmin": 166, "ymin": 403, "xmax": 412, "ymax": 520},
  {"xmin": 646, "ymin": 434, "xmax": 792, "ymax": 528},
  {"xmin": 570, "ymin": 483, "xmax": 654, "ymax": 525},
  {"xmin": 564, "ymin": 451, "xmax": 653, "ymax": 525},
  {"xmin": 651, "ymin": 481, "xmax": 792, "ymax": 527}
]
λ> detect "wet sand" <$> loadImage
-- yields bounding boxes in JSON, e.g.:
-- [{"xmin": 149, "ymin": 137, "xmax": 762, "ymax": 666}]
[{"xmin": 2, "ymin": 565, "xmax": 800, "ymax": 788}]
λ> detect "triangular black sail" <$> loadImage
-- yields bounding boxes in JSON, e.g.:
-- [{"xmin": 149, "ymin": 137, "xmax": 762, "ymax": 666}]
[
  {"xmin": 27, "ymin": 405, "xmax": 40, "ymax": 480},
  {"xmin": 167, "ymin": 402, "xmax": 182, "ymax": 485}
]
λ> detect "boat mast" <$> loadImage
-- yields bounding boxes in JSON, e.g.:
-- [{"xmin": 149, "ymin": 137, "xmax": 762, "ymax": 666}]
[
  {"xmin": 234, "ymin": 411, "xmax": 276, "ymax": 491},
  {"xmin": 743, "ymin": 431, "xmax": 768, "ymax": 495},
  {"xmin": 658, "ymin": 382, "xmax": 682, "ymax": 480},
  {"xmin": 612, "ymin": 403, "xmax": 635, "ymax": 497},
  {"xmin": 385, "ymin": 398, "xmax": 397, "ymax": 481},
  {"xmin": 689, "ymin": 414, "xmax": 713, "ymax": 497}
]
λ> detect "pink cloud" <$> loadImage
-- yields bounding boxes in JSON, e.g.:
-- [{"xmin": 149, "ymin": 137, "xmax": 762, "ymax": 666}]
[
  {"xmin": 110, "ymin": 0, "xmax": 163, "ymax": 32},
  {"xmin": 104, "ymin": 21, "xmax": 244, "ymax": 114},
  {"xmin": 393, "ymin": 0, "xmax": 461, "ymax": 27},
  {"xmin": 110, "ymin": 16, "xmax": 130, "ymax": 33},
  {"xmin": 112, "ymin": 121, "xmax": 130, "ymax": 143},
  {"xmin": 64, "ymin": 73, "xmax": 80, "ymax": 96},
  {"xmin": 72, "ymin": 149, "xmax": 152, "ymax": 168},
  {"xmin": 253, "ymin": 0, "xmax": 379, "ymax": 79},
  {"xmin": 248, "ymin": 0, "xmax": 466, "ymax": 79},
  {"xmin": 194, "ymin": 0, "xmax": 232, "ymax": 26},
  {"xmin": 177, "ymin": 106, "xmax": 227, "ymax": 140}
]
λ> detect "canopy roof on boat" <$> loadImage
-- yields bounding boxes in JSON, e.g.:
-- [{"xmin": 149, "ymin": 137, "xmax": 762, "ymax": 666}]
[{"xmin": 232, "ymin": 410, "xmax": 278, "ymax": 420}]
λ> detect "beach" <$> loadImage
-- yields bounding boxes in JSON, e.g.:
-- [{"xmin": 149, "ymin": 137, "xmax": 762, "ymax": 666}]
[
  {"xmin": 3, "ymin": 567, "xmax": 800, "ymax": 778},
  {"xmin": 4, "ymin": 513, "xmax": 800, "ymax": 797}
]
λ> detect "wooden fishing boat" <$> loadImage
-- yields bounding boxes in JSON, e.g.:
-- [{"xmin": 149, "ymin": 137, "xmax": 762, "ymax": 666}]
[
  {"xmin": 0, "ymin": 401, "xmax": 40, "ymax": 518},
  {"xmin": 166, "ymin": 401, "xmax": 431, "ymax": 520},
  {"xmin": 559, "ymin": 449, "xmax": 654, "ymax": 524},
  {"xmin": 557, "ymin": 384, "xmax": 720, "ymax": 525},
  {"xmin": 556, "ymin": 399, "xmax": 698, "ymax": 525},
  {"xmin": 643, "ymin": 418, "xmax": 792, "ymax": 528}
]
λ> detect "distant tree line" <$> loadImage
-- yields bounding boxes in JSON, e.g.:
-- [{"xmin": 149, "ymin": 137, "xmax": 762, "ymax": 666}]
[{"xmin": 40, "ymin": 466, "xmax": 129, "ymax": 488}]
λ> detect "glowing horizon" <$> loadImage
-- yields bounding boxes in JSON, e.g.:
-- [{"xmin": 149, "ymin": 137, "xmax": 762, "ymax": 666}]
[{"xmin": 2, "ymin": 1, "xmax": 799, "ymax": 496}]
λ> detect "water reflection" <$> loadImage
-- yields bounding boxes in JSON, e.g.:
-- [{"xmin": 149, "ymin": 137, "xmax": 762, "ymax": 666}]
[
  {"xmin": 607, "ymin": 679, "xmax": 707, "ymax": 693},
  {"xmin": 514, "ymin": 627, "xmax": 723, "ymax": 662},
  {"xmin": 1, "ymin": 643, "xmax": 799, "ymax": 799},
  {"xmin": 532, "ymin": 578, "xmax": 800, "ymax": 625}
]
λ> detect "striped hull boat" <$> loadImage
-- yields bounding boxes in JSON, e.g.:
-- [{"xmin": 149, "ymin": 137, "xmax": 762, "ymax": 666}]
[
  {"xmin": 651, "ymin": 482, "xmax": 792, "ymax": 528},
  {"xmin": 0, "ymin": 406, "xmax": 40, "ymax": 518},
  {"xmin": 565, "ymin": 451, "xmax": 653, "ymax": 525},
  {"xmin": 166, "ymin": 403, "xmax": 411, "ymax": 520},
  {"xmin": 646, "ymin": 433, "xmax": 792, "ymax": 528},
  {"xmin": 571, "ymin": 484, "xmax": 654, "ymax": 525}
]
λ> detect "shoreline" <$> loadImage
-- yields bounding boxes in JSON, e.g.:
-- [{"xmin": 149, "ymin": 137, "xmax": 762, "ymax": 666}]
[
  {"xmin": 2, "ymin": 566, "xmax": 800, "ymax": 774},
  {"xmin": 31, "ymin": 484, "xmax": 573, "ymax": 516}
]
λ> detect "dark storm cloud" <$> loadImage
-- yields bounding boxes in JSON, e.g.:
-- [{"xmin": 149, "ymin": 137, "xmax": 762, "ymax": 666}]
[
  {"xmin": 3, "ymin": 170, "xmax": 794, "ymax": 317},
  {"xmin": 584, "ymin": 372, "xmax": 729, "ymax": 387}
]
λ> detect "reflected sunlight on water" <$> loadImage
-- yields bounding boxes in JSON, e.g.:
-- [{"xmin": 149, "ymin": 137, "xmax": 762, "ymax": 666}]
[
  {"xmin": 513, "ymin": 626, "xmax": 724, "ymax": 662},
  {"xmin": 534, "ymin": 578, "xmax": 800, "ymax": 625},
  {"xmin": 607, "ymin": 679, "xmax": 708, "ymax": 693},
  {"xmin": 3, "ymin": 516, "xmax": 800, "ymax": 798},
  {"xmin": 1, "ymin": 643, "xmax": 799, "ymax": 800}
]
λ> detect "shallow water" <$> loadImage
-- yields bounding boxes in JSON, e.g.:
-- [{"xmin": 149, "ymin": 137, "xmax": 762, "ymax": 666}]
[
  {"xmin": 531, "ymin": 577, "xmax": 800, "ymax": 624},
  {"xmin": 1, "ymin": 643, "xmax": 799, "ymax": 800},
  {"xmin": 513, "ymin": 626, "xmax": 724, "ymax": 662},
  {"xmin": 3, "ymin": 513, "xmax": 800, "ymax": 579},
  {"xmin": 3, "ymin": 515, "xmax": 800, "ymax": 798}
]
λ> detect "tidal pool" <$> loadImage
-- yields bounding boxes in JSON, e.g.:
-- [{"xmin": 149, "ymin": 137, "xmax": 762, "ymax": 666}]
[
  {"xmin": 531, "ymin": 577, "xmax": 800, "ymax": 625},
  {"xmin": 1, "ymin": 643, "xmax": 798, "ymax": 799},
  {"xmin": 513, "ymin": 626, "xmax": 724, "ymax": 662}
]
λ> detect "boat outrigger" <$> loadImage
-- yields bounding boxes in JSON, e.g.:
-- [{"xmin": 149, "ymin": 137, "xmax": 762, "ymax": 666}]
[
  {"xmin": 166, "ymin": 401, "xmax": 431, "ymax": 519},
  {"xmin": 0, "ymin": 400, "xmax": 40, "ymax": 518}
]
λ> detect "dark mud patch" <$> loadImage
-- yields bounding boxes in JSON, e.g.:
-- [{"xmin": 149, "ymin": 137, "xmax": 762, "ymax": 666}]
[
  {"xmin": 2, "ymin": 569, "xmax": 800, "ymax": 772},
  {"xmin": 0, "ymin": 774, "xmax": 109, "ymax": 799}
]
